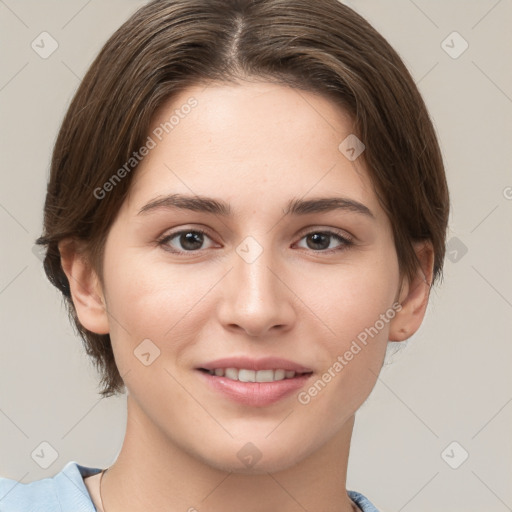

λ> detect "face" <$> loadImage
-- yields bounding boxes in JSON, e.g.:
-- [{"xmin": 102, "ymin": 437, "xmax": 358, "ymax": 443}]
[{"xmin": 94, "ymin": 81, "xmax": 404, "ymax": 473}]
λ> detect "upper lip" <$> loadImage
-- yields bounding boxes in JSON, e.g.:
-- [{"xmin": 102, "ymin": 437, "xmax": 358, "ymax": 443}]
[{"xmin": 198, "ymin": 356, "xmax": 313, "ymax": 373}]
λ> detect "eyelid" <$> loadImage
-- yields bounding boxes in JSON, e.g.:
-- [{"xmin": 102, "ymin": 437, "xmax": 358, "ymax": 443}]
[
  {"xmin": 157, "ymin": 225, "xmax": 355, "ymax": 255},
  {"xmin": 157, "ymin": 226, "xmax": 216, "ymax": 249},
  {"xmin": 292, "ymin": 229, "xmax": 354, "ymax": 254},
  {"xmin": 295, "ymin": 225, "xmax": 354, "ymax": 243}
]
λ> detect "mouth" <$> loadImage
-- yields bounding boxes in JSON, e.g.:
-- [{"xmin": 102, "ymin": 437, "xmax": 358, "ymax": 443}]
[
  {"xmin": 195, "ymin": 367, "xmax": 314, "ymax": 407},
  {"xmin": 198, "ymin": 367, "xmax": 313, "ymax": 382}
]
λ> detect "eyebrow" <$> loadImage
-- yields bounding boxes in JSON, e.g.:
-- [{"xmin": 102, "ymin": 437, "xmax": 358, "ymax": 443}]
[{"xmin": 137, "ymin": 193, "xmax": 375, "ymax": 219}]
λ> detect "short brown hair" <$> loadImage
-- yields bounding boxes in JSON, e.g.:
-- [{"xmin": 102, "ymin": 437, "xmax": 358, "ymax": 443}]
[{"xmin": 36, "ymin": 0, "xmax": 450, "ymax": 397}]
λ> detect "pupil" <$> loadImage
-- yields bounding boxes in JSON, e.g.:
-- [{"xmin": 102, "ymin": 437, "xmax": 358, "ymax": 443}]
[
  {"xmin": 182, "ymin": 232, "xmax": 203, "ymax": 250},
  {"xmin": 308, "ymin": 233, "xmax": 328, "ymax": 250}
]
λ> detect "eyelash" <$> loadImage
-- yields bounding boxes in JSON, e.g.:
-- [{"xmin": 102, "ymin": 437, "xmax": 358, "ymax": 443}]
[{"xmin": 156, "ymin": 228, "xmax": 354, "ymax": 256}]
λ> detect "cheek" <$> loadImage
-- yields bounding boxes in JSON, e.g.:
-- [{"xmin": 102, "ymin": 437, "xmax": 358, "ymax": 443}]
[
  {"xmin": 301, "ymin": 250, "xmax": 399, "ymax": 400},
  {"xmin": 102, "ymin": 252, "xmax": 214, "ymax": 363},
  {"xmin": 309, "ymin": 255, "xmax": 399, "ymax": 404},
  {"xmin": 308, "ymin": 254, "xmax": 399, "ymax": 345},
  {"xmin": 103, "ymin": 230, "xmax": 399, "ymax": 385}
]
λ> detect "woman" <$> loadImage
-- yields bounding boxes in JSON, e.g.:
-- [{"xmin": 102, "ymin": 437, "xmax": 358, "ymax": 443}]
[{"xmin": 0, "ymin": 0, "xmax": 449, "ymax": 510}]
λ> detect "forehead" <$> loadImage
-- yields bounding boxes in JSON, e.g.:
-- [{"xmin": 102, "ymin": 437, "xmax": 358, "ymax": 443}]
[{"xmin": 125, "ymin": 80, "xmax": 378, "ymax": 217}]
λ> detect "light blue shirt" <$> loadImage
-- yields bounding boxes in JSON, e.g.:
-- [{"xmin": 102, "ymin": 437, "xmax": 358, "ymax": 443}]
[{"xmin": 0, "ymin": 461, "xmax": 381, "ymax": 511}]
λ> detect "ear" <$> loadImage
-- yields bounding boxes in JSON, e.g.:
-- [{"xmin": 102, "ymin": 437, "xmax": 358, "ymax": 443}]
[
  {"xmin": 58, "ymin": 239, "xmax": 110, "ymax": 335},
  {"xmin": 388, "ymin": 240, "xmax": 434, "ymax": 342}
]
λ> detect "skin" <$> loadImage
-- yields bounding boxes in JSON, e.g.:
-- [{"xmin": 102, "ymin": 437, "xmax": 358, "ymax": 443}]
[{"xmin": 61, "ymin": 80, "xmax": 433, "ymax": 512}]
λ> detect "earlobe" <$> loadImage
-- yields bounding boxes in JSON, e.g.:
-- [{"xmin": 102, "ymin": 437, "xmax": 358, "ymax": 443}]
[
  {"xmin": 58, "ymin": 239, "xmax": 110, "ymax": 335},
  {"xmin": 388, "ymin": 241, "xmax": 434, "ymax": 342}
]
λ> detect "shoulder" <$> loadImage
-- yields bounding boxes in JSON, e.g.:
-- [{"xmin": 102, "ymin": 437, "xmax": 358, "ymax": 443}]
[
  {"xmin": 348, "ymin": 490, "xmax": 382, "ymax": 512},
  {"xmin": 0, "ymin": 461, "xmax": 102, "ymax": 512}
]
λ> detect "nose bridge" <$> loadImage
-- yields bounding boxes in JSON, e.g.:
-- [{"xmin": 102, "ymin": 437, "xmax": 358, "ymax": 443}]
[
  {"xmin": 235, "ymin": 235, "xmax": 277, "ymax": 298},
  {"xmin": 220, "ymin": 234, "xmax": 294, "ymax": 335}
]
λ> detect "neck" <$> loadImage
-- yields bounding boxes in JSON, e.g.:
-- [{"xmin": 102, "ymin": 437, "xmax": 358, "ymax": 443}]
[{"xmin": 100, "ymin": 395, "xmax": 358, "ymax": 512}]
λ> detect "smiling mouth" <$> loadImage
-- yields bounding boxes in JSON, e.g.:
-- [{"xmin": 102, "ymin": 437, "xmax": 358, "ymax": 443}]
[{"xmin": 198, "ymin": 367, "xmax": 313, "ymax": 383}]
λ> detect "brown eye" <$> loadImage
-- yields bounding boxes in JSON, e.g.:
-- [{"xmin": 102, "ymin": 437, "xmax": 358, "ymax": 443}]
[
  {"xmin": 159, "ymin": 229, "xmax": 215, "ymax": 253},
  {"xmin": 296, "ymin": 231, "xmax": 353, "ymax": 253}
]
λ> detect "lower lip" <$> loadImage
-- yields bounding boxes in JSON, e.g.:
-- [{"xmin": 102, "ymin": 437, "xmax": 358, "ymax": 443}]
[{"xmin": 196, "ymin": 370, "xmax": 313, "ymax": 407}]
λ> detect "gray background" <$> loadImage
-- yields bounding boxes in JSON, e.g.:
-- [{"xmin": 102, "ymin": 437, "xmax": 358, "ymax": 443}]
[{"xmin": 1, "ymin": 1, "xmax": 511, "ymax": 511}]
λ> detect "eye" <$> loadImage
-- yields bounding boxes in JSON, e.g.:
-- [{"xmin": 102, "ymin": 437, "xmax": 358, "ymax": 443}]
[
  {"xmin": 157, "ymin": 228, "xmax": 353, "ymax": 255},
  {"xmin": 295, "ymin": 230, "xmax": 353, "ymax": 253},
  {"xmin": 158, "ymin": 228, "xmax": 216, "ymax": 253}
]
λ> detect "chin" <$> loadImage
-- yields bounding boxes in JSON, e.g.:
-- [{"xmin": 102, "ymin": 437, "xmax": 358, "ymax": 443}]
[{"xmin": 195, "ymin": 436, "xmax": 310, "ymax": 475}]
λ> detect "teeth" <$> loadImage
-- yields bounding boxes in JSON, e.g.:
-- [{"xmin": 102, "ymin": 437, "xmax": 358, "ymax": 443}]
[
  {"xmin": 255, "ymin": 369, "xmax": 275, "ymax": 382},
  {"xmin": 224, "ymin": 368, "xmax": 238, "ymax": 380},
  {"xmin": 274, "ymin": 369, "xmax": 286, "ymax": 380},
  {"xmin": 238, "ymin": 369, "xmax": 256, "ymax": 382},
  {"xmin": 205, "ymin": 368, "xmax": 302, "ymax": 382}
]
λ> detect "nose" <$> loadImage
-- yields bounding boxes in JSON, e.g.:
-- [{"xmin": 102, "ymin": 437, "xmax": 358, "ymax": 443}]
[{"xmin": 217, "ymin": 240, "xmax": 296, "ymax": 337}]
